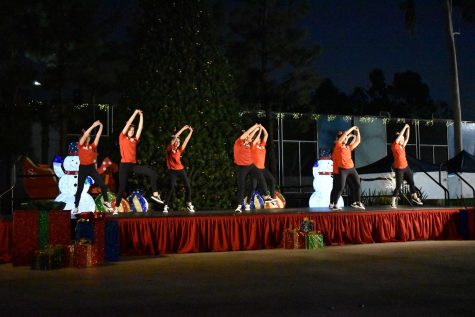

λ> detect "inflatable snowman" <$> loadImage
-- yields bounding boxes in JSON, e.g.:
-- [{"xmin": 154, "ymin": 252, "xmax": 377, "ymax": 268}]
[
  {"xmin": 53, "ymin": 142, "xmax": 96, "ymax": 215},
  {"xmin": 309, "ymin": 156, "xmax": 344, "ymax": 209}
]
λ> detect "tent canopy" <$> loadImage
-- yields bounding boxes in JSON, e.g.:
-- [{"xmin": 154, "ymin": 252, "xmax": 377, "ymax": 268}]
[
  {"xmin": 445, "ymin": 150, "xmax": 475, "ymax": 173},
  {"xmin": 357, "ymin": 154, "xmax": 442, "ymax": 174}
]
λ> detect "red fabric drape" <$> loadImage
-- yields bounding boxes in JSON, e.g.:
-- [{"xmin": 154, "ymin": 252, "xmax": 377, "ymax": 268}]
[
  {"xmin": 0, "ymin": 219, "xmax": 12, "ymax": 263},
  {"xmin": 117, "ymin": 209, "xmax": 461, "ymax": 255}
]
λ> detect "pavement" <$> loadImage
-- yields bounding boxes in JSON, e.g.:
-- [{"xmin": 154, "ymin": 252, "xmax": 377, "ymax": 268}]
[{"xmin": 1, "ymin": 240, "xmax": 475, "ymax": 316}]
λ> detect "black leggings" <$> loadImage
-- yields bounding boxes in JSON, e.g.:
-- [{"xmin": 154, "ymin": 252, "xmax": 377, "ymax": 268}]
[
  {"xmin": 251, "ymin": 168, "xmax": 276, "ymax": 197},
  {"xmin": 335, "ymin": 167, "xmax": 361, "ymax": 203},
  {"xmin": 330, "ymin": 173, "xmax": 341, "ymax": 205},
  {"xmin": 116, "ymin": 163, "xmax": 158, "ymax": 205},
  {"xmin": 236, "ymin": 165, "xmax": 269, "ymax": 204},
  {"xmin": 74, "ymin": 164, "xmax": 109, "ymax": 208},
  {"xmin": 165, "ymin": 169, "xmax": 191, "ymax": 204},
  {"xmin": 393, "ymin": 166, "xmax": 417, "ymax": 196}
]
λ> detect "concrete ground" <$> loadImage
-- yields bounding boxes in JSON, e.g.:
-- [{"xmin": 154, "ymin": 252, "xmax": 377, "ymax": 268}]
[{"xmin": 1, "ymin": 241, "xmax": 475, "ymax": 317}]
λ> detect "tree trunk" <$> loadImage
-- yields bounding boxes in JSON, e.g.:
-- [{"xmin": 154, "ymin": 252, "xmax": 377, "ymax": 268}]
[{"xmin": 445, "ymin": 0, "xmax": 463, "ymax": 154}]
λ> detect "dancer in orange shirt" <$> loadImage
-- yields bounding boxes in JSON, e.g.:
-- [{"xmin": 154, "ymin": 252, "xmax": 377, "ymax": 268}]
[
  {"xmin": 114, "ymin": 109, "xmax": 163, "ymax": 214},
  {"xmin": 234, "ymin": 123, "xmax": 274, "ymax": 213},
  {"xmin": 73, "ymin": 120, "xmax": 112, "ymax": 214},
  {"xmin": 390, "ymin": 124, "xmax": 423, "ymax": 208},
  {"xmin": 329, "ymin": 131, "xmax": 357, "ymax": 210},
  {"xmin": 250, "ymin": 124, "xmax": 276, "ymax": 207},
  {"xmin": 332, "ymin": 126, "xmax": 365, "ymax": 209},
  {"xmin": 163, "ymin": 125, "xmax": 194, "ymax": 213}
]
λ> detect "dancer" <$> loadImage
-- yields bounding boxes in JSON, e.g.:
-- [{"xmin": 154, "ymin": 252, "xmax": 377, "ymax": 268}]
[
  {"xmin": 329, "ymin": 132, "xmax": 358, "ymax": 210},
  {"xmin": 390, "ymin": 124, "xmax": 423, "ymax": 208},
  {"xmin": 332, "ymin": 126, "xmax": 365, "ymax": 209},
  {"xmin": 163, "ymin": 125, "xmax": 195, "ymax": 213},
  {"xmin": 250, "ymin": 124, "xmax": 276, "ymax": 207},
  {"xmin": 115, "ymin": 109, "xmax": 163, "ymax": 214},
  {"xmin": 73, "ymin": 120, "xmax": 112, "ymax": 214},
  {"xmin": 234, "ymin": 123, "xmax": 274, "ymax": 213}
]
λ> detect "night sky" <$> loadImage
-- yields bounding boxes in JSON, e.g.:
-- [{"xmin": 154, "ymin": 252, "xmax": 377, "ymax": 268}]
[{"xmin": 307, "ymin": 0, "xmax": 475, "ymax": 120}]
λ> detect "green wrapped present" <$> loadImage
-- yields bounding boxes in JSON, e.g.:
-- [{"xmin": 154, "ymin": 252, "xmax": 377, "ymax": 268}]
[
  {"xmin": 305, "ymin": 231, "xmax": 324, "ymax": 249},
  {"xmin": 31, "ymin": 245, "xmax": 64, "ymax": 270}
]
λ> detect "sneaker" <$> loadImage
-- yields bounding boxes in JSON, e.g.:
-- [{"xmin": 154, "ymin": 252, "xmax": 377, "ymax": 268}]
[
  {"xmin": 151, "ymin": 195, "xmax": 164, "ymax": 204},
  {"xmin": 186, "ymin": 203, "xmax": 195, "ymax": 213},
  {"xmin": 331, "ymin": 205, "xmax": 342, "ymax": 211},
  {"xmin": 235, "ymin": 205, "xmax": 243, "ymax": 213},
  {"xmin": 412, "ymin": 197, "xmax": 423, "ymax": 206},
  {"xmin": 72, "ymin": 207, "xmax": 79, "ymax": 214},
  {"xmin": 163, "ymin": 205, "xmax": 169, "ymax": 213},
  {"xmin": 112, "ymin": 208, "xmax": 119, "ymax": 215},
  {"xmin": 351, "ymin": 202, "xmax": 365, "ymax": 210},
  {"xmin": 329, "ymin": 203, "xmax": 334, "ymax": 209},
  {"xmin": 245, "ymin": 204, "xmax": 251, "ymax": 211},
  {"xmin": 390, "ymin": 202, "xmax": 397, "ymax": 209}
]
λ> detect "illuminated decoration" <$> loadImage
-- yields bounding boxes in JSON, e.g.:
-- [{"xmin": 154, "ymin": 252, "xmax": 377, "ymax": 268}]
[
  {"xmin": 311, "ymin": 114, "xmax": 320, "ymax": 121},
  {"xmin": 127, "ymin": 191, "xmax": 149, "ymax": 212},
  {"xmin": 309, "ymin": 157, "xmax": 344, "ymax": 209},
  {"xmin": 53, "ymin": 142, "xmax": 96, "ymax": 216},
  {"xmin": 242, "ymin": 191, "xmax": 264, "ymax": 210},
  {"xmin": 327, "ymin": 115, "xmax": 336, "ymax": 122},
  {"xmin": 343, "ymin": 115, "xmax": 352, "ymax": 122}
]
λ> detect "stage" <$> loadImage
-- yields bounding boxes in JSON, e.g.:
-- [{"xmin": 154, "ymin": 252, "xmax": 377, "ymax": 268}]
[{"xmin": 1, "ymin": 206, "xmax": 474, "ymax": 263}]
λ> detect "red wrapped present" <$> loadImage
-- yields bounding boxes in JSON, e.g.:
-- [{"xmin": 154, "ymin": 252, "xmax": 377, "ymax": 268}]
[
  {"xmin": 13, "ymin": 210, "xmax": 71, "ymax": 266},
  {"xmin": 12, "ymin": 210, "xmax": 39, "ymax": 266},
  {"xmin": 283, "ymin": 229, "xmax": 305, "ymax": 249},
  {"xmin": 93, "ymin": 219, "xmax": 105, "ymax": 264},
  {"xmin": 48, "ymin": 211, "xmax": 71, "ymax": 246},
  {"xmin": 71, "ymin": 242, "xmax": 103, "ymax": 268}
]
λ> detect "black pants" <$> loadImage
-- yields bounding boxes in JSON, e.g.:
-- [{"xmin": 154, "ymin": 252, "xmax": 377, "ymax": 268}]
[
  {"xmin": 165, "ymin": 169, "xmax": 191, "ymax": 205},
  {"xmin": 335, "ymin": 167, "xmax": 361, "ymax": 203},
  {"xmin": 330, "ymin": 174, "xmax": 341, "ymax": 205},
  {"xmin": 116, "ymin": 163, "xmax": 158, "ymax": 205},
  {"xmin": 74, "ymin": 164, "xmax": 108, "ymax": 208},
  {"xmin": 251, "ymin": 168, "xmax": 276, "ymax": 197},
  {"xmin": 393, "ymin": 166, "xmax": 416, "ymax": 196},
  {"xmin": 236, "ymin": 165, "xmax": 269, "ymax": 204}
]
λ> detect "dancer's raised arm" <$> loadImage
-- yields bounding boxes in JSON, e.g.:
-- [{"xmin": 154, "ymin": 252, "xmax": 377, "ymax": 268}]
[
  {"xmin": 240, "ymin": 123, "xmax": 260, "ymax": 140},
  {"xmin": 395, "ymin": 124, "xmax": 410, "ymax": 147},
  {"xmin": 122, "ymin": 109, "xmax": 140, "ymax": 135},
  {"xmin": 79, "ymin": 120, "xmax": 102, "ymax": 146}
]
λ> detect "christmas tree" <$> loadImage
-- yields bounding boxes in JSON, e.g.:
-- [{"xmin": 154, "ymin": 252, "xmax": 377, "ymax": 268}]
[{"xmin": 124, "ymin": 0, "xmax": 241, "ymax": 210}]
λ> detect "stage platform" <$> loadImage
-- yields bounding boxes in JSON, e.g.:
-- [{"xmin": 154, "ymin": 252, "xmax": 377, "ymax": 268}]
[{"xmin": 1, "ymin": 206, "xmax": 475, "ymax": 263}]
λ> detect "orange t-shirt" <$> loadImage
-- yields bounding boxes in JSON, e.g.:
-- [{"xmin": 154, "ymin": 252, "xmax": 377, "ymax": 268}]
[
  {"xmin": 234, "ymin": 138, "xmax": 252, "ymax": 166},
  {"xmin": 119, "ymin": 133, "xmax": 138, "ymax": 163},
  {"xmin": 331, "ymin": 144, "xmax": 341, "ymax": 174},
  {"xmin": 335, "ymin": 142, "xmax": 355, "ymax": 169},
  {"xmin": 391, "ymin": 142, "xmax": 408, "ymax": 169},
  {"xmin": 166, "ymin": 145, "xmax": 184, "ymax": 170},
  {"xmin": 251, "ymin": 141, "xmax": 266, "ymax": 169},
  {"xmin": 78, "ymin": 143, "xmax": 98, "ymax": 165}
]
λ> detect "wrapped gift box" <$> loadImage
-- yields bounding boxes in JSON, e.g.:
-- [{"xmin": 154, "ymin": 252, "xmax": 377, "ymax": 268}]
[
  {"xmin": 31, "ymin": 245, "xmax": 64, "ymax": 270},
  {"xmin": 305, "ymin": 231, "xmax": 324, "ymax": 249},
  {"xmin": 283, "ymin": 229, "xmax": 306, "ymax": 249},
  {"xmin": 12, "ymin": 210, "xmax": 70, "ymax": 266},
  {"xmin": 105, "ymin": 220, "xmax": 119, "ymax": 262},
  {"xmin": 68, "ymin": 242, "xmax": 102, "ymax": 268}
]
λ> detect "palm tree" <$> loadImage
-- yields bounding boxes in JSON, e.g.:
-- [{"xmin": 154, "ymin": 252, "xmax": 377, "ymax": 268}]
[{"xmin": 401, "ymin": 0, "xmax": 475, "ymax": 154}]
